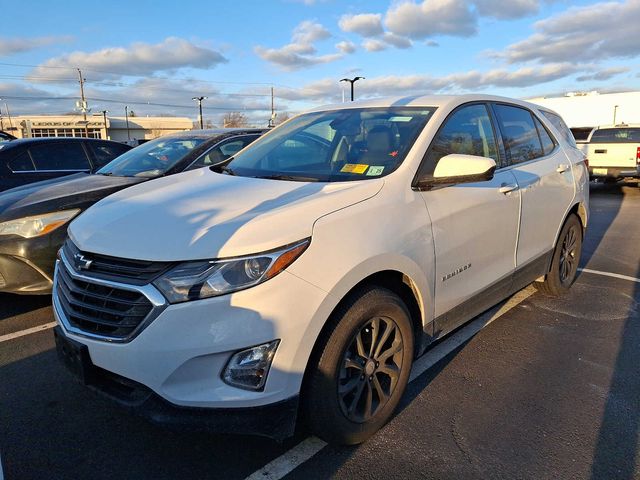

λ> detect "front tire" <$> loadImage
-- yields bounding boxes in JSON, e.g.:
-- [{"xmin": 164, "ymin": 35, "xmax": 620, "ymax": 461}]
[
  {"xmin": 536, "ymin": 214, "xmax": 583, "ymax": 296},
  {"xmin": 303, "ymin": 286, "xmax": 414, "ymax": 445}
]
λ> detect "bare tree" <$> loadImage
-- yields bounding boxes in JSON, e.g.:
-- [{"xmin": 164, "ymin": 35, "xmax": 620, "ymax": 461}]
[
  {"xmin": 276, "ymin": 111, "xmax": 290, "ymax": 125},
  {"xmin": 222, "ymin": 112, "xmax": 248, "ymax": 128}
]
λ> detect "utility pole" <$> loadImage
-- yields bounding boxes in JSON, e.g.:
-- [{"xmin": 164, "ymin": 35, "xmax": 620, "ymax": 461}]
[
  {"xmin": 124, "ymin": 106, "xmax": 131, "ymax": 141},
  {"xmin": 339, "ymin": 76, "xmax": 365, "ymax": 101},
  {"xmin": 192, "ymin": 96, "xmax": 207, "ymax": 129},
  {"xmin": 77, "ymin": 68, "xmax": 89, "ymax": 137},
  {"xmin": 5, "ymin": 102, "xmax": 13, "ymax": 130},
  {"xmin": 269, "ymin": 87, "xmax": 276, "ymax": 127}
]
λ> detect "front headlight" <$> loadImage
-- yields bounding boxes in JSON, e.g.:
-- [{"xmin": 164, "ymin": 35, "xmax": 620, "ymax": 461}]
[
  {"xmin": 153, "ymin": 238, "xmax": 310, "ymax": 303},
  {"xmin": 0, "ymin": 209, "xmax": 81, "ymax": 238}
]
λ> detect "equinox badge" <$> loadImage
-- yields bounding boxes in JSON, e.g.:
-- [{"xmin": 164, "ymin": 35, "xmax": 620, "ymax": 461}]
[{"xmin": 442, "ymin": 263, "xmax": 471, "ymax": 282}]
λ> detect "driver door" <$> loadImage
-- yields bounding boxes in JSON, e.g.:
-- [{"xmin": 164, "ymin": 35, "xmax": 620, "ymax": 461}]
[{"xmin": 417, "ymin": 103, "xmax": 521, "ymax": 337}]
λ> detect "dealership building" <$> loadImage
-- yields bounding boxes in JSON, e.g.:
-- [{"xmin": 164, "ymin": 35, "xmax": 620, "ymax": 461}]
[
  {"xmin": 529, "ymin": 91, "xmax": 640, "ymax": 140},
  {"xmin": 0, "ymin": 114, "xmax": 193, "ymax": 143}
]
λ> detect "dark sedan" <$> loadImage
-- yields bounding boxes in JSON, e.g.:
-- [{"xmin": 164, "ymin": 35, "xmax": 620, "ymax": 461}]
[
  {"xmin": 0, "ymin": 128, "xmax": 265, "ymax": 294},
  {"xmin": 0, "ymin": 137, "xmax": 131, "ymax": 192}
]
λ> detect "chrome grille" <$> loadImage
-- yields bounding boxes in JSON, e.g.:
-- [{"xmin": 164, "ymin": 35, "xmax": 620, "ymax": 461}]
[
  {"xmin": 62, "ymin": 240, "xmax": 171, "ymax": 285},
  {"xmin": 54, "ymin": 252, "xmax": 166, "ymax": 341}
]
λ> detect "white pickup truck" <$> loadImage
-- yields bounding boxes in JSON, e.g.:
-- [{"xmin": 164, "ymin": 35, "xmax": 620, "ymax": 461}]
[{"xmin": 580, "ymin": 125, "xmax": 640, "ymax": 183}]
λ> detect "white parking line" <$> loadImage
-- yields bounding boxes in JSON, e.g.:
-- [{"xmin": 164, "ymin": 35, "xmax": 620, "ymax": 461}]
[
  {"xmin": 0, "ymin": 322, "xmax": 57, "ymax": 344},
  {"xmin": 244, "ymin": 285, "xmax": 537, "ymax": 480},
  {"xmin": 578, "ymin": 268, "xmax": 640, "ymax": 284}
]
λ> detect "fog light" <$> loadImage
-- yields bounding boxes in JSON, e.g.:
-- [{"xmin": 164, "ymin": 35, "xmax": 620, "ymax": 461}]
[{"xmin": 222, "ymin": 340, "xmax": 280, "ymax": 391}]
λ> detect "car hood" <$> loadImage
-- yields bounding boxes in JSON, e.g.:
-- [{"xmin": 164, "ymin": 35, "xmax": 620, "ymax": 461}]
[
  {"xmin": 69, "ymin": 168, "xmax": 384, "ymax": 261},
  {"xmin": 0, "ymin": 173, "xmax": 144, "ymax": 221}
]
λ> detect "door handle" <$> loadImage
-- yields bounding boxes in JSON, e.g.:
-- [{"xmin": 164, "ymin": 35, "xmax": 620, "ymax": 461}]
[
  {"xmin": 556, "ymin": 164, "xmax": 570, "ymax": 173},
  {"xmin": 499, "ymin": 183, "xmax": 519, "ymax": 194}
]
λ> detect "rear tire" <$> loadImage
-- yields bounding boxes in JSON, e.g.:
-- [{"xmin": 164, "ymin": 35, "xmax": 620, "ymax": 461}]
[
  {"xmin": 303, "ymin": 286, "xmax": 414, "ymax": 445},
  {"xmin": 536, "ymin": 214, "xmax": 583, "ymax": 296}
]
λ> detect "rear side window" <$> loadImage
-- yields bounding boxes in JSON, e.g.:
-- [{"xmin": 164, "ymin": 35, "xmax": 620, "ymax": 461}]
[
  {"xmin": 88, "ymin": 142, "xmax": 130, "ymax": 168},
  {"xmin": 534, "ymin": 117, "xmax": 556, "ymax": 155},
  {"xmin": 541, "ymin": 110, "xmax": 576, "ymax": 147},
  {"xmin": 493, "ymin": 104, "xmax": 543, "ymax": 164},
  {"xmin": 419, "ymin": 103, "xmax": 499, "ymax": 177},
  {"xmin": 28, "ymin": 143, "xmax": 91, "ymax": 171},
  {"xmin": 590, "ymin": 128, "xmax": 640, "ymax": 143},
  {"xmin": 7, "ymin": 151, "xmax": 36, "ymax": 172}
]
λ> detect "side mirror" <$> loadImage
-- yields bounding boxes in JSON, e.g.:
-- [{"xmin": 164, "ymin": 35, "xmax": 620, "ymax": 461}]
[{"xmin": 414, "ymin": 154, "xmax": 496, "ymax": 190}]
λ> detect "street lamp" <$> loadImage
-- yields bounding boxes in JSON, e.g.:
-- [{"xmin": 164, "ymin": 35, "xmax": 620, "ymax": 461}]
[
  {"xmin": 340, "ymin": 77, "xmax": 365, "ymax": 102},
  {"xmin": 124, "ymin": 106, "xmax": 131, "ymax": 141},
  {"xmin": 192, "ymin": 96, "xmax": 208, "ymax": 129},
  {"xmin": 613, "ymin": 105, "xmax": 619, "ymax": 125},
  {"xmin": 100, "ymin": 110, "xmax": 108, "ymax": 139}
]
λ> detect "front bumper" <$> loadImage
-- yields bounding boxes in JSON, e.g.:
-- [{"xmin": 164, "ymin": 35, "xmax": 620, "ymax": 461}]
[
  {"xmin": 0, "ymin": 229, "xmax": 65, "ymax": 294},
  {"xmin": 53, "ymin": 256, "xmax": 329, "ymax": 436},
  {"xmin": 54, "ymin": 326, "xmax": 298, "ymax": 440}
]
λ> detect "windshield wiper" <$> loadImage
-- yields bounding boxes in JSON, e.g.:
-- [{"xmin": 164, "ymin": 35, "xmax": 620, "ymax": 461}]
[
  {"xmin": 211, "ymin": 164, "xmax": 236, "ymax": 175},
  {"xmin": 253, "ymin": 174, "xmax": 320, "ymax": 182},
  {"xmin": 96, "ymin": 172, "xmax": 113, "ymax": 176}
]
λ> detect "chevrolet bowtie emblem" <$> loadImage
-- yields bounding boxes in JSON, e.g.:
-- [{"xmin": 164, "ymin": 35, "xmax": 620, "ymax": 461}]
[{"xmin": 73, "ymin": 253, "xmax": 93, "ymax": 271}]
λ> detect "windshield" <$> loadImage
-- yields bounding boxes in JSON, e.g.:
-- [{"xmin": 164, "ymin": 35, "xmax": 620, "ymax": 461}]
[
  {"xmin": 97, "ymin": 136, "xmax": 207, "ymax": 177},
  {"xmin": 224, "ymin": 107, "xmax": 435, "ymax": 182}
]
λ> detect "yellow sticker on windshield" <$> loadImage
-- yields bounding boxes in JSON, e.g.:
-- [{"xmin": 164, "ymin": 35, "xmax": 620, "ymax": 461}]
[{"xmin": 341, "ymin": 163, "xmax": 369, "ymax": 174}]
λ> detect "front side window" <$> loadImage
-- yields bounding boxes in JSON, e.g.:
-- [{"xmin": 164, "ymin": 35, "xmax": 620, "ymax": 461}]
[
  {"xmin": 188, "ymin": 135, "xmax": 260, "ymax": 170},
  {"xmin": 417, "ymin": 104, "xmax": 499, "ymax": 178},
  {"xmin": 88, "ymin": 142, "xmax": 130, "ymax": 168},
  {"xmin": 28, "ymin": 143, "xmax": 90, "ymax": 171},
  {"xmin": 590, "ymin": 127, "xmax": 640, "ymax": 143},
  {"xmin": 225, "ymin": 107, "xmax": 436, "ymax": 182},
  {"xmin": 494, "ymin": 104, "xmax": 543, "ymax": 164},
  {"xmin": 98, "ymin": 136, "xmax": 206, "ymax": 177}
]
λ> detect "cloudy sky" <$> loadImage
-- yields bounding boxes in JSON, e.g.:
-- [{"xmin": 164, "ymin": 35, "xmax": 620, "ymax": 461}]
[{"xmin": 1, "ymin": 0, "xmax": 638, "ymax": 125}]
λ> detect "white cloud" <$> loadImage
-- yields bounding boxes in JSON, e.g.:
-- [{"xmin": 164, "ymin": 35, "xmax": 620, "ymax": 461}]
[
  {"xmin": 576, "ymin": 66, "xmax": 630, "ymax": 82},
  {"xmin": 385, "ymin": 0, "xmax": 477, "ymax": 39},
  {"xmin": 335, "ymin": 41, "xmax": 356, "ymax": 54},
  {"xmin": 29, "ymin": 37, "xmax": 227, "ymax": 81},
  {"xmin": 338, "ymin": 13, "xmax": 384, "ymax": 37},
  {"xmin": 473, "ymin": 0, "xmax": 539, "ymax": 19},
  {"xmin": 275, "ymin": 62, "xmax": 588, "ymax": 102},
  {"xmin": 0, "ymin": 35, "xmax": 73, "ymax": 56},
  {"xmin": 383, "ymin": 33, "xmax": 413, "ymax": 49},
  {"xmin": 362, "ymin": 39, "xmax": 387, "ymax": 52},
  {"xmin": 496, "ymin": 0, "xmax": 640, "ymax": 64},
  {"xmin": 291, "ymin": 20, "xmax": 331, "ymax": 44},
  {"xmin": 255, "ymin": 20, "xmax": 347, "ymax": 70}
]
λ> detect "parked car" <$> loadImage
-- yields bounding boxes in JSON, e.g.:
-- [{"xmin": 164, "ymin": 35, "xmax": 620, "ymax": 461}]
[
  {"xmin": 0, "ymin": 131, "xmax": 16, "ymax": 143},
  {"xmin": 578, "ymin": 124, "xmax": 640, "ymax": 184},
  {"xmin": 53, "ymin": 95, "xmax": 588, "ymax": 445},
  {"xmin": 0, "ymin": 137, "xmax": 131, "ymax": 192},
  {"xmin": 0, "ymin": 129, "xmax": 265, "ymax": 294}
]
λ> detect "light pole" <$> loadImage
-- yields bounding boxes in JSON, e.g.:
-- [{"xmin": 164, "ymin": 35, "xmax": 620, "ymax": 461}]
[
  {"xmin": 340, "ymin": 76, "xmax": 365, "ymax": 102},
  {"xmin": 192, "ymin": 96, "xmax": 207, "ymax": 129},
  {"xmin": 124, "ymin": 106, "xmax": 131, "ymax": 141},
  {"xmin": 100, "ymin": 110, "xmax": 108, "ymax": 139},
  {"xmin": 613, "ymin": 105, "xmax": 619, "ymax": 125}
]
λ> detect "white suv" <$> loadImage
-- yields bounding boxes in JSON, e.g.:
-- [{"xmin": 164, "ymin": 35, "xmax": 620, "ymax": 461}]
[{"xmin": 53, "ymin": 95, "xmax": 589, "ymax": 445}]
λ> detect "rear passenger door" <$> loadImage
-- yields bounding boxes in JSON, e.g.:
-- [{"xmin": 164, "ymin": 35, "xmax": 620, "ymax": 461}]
[
  {"xmin": 417, "ymin": 103, "xmax": 521, "ymax": 336},
  {"xmin": 491, "ymin": 103, "xmax": 575, "ymax": 276}
]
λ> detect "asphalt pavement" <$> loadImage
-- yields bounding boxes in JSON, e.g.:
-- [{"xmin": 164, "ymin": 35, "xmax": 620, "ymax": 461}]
[{"xmin": 0, "ymin": 182, "xmax": 638, "ymax": 480}]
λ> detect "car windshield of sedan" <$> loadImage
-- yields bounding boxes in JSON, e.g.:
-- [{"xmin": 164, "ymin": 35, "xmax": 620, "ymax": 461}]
[
  {"xmin": 223, "ymin": 107, "xmax": 436, "ymax": 182},
  {"xmin": 97, "ymin": 136, "xmax": 207, "ymax": 177}
]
